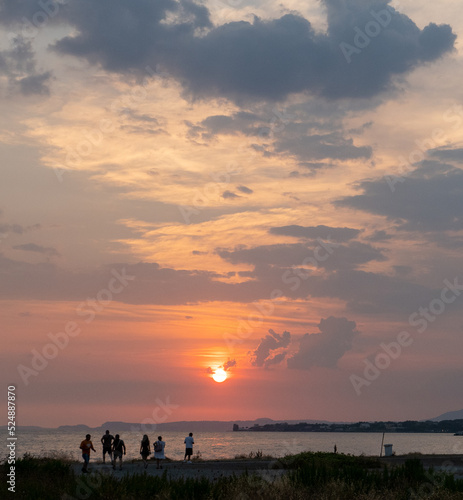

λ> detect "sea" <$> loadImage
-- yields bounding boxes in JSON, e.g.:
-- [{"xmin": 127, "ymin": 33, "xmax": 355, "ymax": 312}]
[{"xmin": 9, "ymin": 430, "xmax": 463, "ymax": 463}]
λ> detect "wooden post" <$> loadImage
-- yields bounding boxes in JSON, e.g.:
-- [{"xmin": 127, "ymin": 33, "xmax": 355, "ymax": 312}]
[{"xmin": 380, "ymin": 432, "xmax": 385, "ymax": 457}]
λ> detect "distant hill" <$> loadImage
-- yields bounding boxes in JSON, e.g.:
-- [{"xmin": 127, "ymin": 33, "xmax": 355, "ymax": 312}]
[
  {"xmin": 83, "ymin": 418, "xmax": 332, "ymax": 433},
  {"xmin": 2, "ymin": 418, "xmax": 331, "ymax": 433},
  {"xmin": 431, "ymin": 409, "xmax": 463, "ymax": 421}
]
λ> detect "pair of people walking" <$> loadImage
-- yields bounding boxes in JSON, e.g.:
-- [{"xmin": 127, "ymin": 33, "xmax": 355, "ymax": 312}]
[
  {"xmin": 139, "ymin": 435, "xmax": 165, "ymax": 469},
  {"xmin": 139, "ymin": 433, "xmax": 193, "ymax": 468},
  {"xmin": 98, "ymin": 430, "xmax": 126, "ymax": 469}
]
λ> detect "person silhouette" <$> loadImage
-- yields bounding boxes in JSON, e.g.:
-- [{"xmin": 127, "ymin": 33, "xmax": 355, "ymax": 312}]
[
  {"xmin": 183, "ymin": 432, "xmax": 194, "ymax": 463},
  {"xmin": 101, "ymin": 430, "xmax": 114, "ymax": 463},
  {"xmin": 153, "ymin": 435, "xmax": 165, "ymax": 469},
  {"xmin": 79, "ymin": 434, "xmax": 95, "ymax": 473},
  {"xmin": 112, "ymin": 434, "xmax": 126, "ymax": 470},
  {"xmin": 140, "ymin": 434, "xmax": 151, "ymax": 469}
]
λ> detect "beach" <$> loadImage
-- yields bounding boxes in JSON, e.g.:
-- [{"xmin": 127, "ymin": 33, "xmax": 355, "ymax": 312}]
[
  {"xmin": 73, "ymin": 454, "xmax": 463, "ymax": 481},
  {"xmin": 73, "ymin": 459, "xmax": 286, "ymax": 481}
]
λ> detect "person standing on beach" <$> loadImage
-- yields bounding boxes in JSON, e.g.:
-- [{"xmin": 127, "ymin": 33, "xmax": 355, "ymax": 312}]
[
  {"xmin": 183, "ymin": 432, "xmax": 194, "ymax": 463},
  {"xmin": 100, "ymin": 430, "xmax": 114, "ymax": 463},
  {"xmin": 153, "ymin": 436, "xmax": 165, "ymax": 469},
  {"xmin": 79, "ymin": 434, "xmax": 96, "ymax": 473},
  {"xmin": 112, "ymin": 434, "xmax": 126, "ymax": 470},
  {"xmin": 140, "ymin": 434, "xmax": 151, "ymax": 469}
]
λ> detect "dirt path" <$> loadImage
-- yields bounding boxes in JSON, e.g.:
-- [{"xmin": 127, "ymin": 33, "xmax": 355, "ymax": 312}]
[
  {"xmin": 74, "ymin": 459, "xmax": 283, "ymax": 481},
  {"xmin": 74, "ymin": 455, "xmax": 463, "ymax": 481}
]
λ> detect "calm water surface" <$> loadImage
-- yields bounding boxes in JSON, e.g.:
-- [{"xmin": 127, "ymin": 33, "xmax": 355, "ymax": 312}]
[{"xmin": 12, "ymin": 430, "xmax": 463, "ymax": 462}]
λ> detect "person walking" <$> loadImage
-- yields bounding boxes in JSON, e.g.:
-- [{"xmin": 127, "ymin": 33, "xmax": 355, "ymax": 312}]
[
  {"xmin": 183, "ymin": 432, "xmax": 194, "ymax": 463},
  {"xmin": 112, "ymin": 434, "xmax": 126, "ymax": 470},
  {"xmin": 153, "ymin": 435, "xmax": 165, "ymax": 469},
  {"xmin": 100, "ymin": 430, "xmax": 114, "ymax": 463},
  {"xmin": 79, "ymin": 434, "xmax": 96, "ymax": 473},
  {"xmin": 140, "ymin": 434, "xmax": 151, "ymax": 469}
]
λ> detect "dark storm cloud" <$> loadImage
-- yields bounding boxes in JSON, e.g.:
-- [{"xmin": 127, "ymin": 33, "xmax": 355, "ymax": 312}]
[
  {"xmin": 336, "ymin": 163, "xmax": 463, "ymax": 231},
  {"xmin": 269, "ymin": 224, "xmax": 361, "ymax": 242},
  {"xmin": 252, "ymin": 329, "xmax": 291, "ymax": 368},
  {"xmin": 287, "ymin": 316, "xmax": 358, "ymax": 369},
  {"xmin": 1, "ymin": 0, "xmax": 455, "ymax": 103}
]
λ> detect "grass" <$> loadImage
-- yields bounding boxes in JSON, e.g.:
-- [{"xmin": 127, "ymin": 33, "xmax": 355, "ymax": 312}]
[
  {"xmin": 2, "ymin": 452, "xmax": 463, "ymax": 499},
  {"xmin": 234, "ymin": 449, "xmax": 275, "ymax": 460}
]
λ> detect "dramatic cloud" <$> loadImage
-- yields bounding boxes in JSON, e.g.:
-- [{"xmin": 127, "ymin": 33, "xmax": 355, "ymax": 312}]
[
  {"xmin": 252, "ymin": 329, "xmax": 291, "ymax": 368},
  {"xmin": 287, "ymin": 316, "xmax": 358, "ymax": 369},
  {"xmin": 336, "ymin": 162, "xmax": 463, "ymax": 231},
  {"xmin": 1, "ymin": 0, "xmax": 454, "ymax": 103}
]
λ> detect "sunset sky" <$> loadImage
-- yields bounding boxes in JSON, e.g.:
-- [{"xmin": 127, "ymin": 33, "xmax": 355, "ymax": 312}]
[{"xmin": 1, "ymin": 0, "xmax": 463, "ymax": 428}]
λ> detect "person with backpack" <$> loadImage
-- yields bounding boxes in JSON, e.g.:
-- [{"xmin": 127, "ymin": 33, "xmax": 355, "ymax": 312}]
[
  {"xmin": 112, "ymin": 434, "xmax": 126, "ymax": 470},
  {"xmin": 140, "ymin": 434, "xmax": 151, "ymax": 469},
  {"xmin": 153, "ymin": 435, "xmax": 165, "ymax": 469}
]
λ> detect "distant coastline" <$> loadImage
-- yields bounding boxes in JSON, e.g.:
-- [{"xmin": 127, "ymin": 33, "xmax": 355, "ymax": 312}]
[
  {"xmin": 233, "ymin": 419, "xmax": 463, "ymax": 434},
  {"xmin": 3, "ymin": 409, "xmax": 463, "ymax": 433}
]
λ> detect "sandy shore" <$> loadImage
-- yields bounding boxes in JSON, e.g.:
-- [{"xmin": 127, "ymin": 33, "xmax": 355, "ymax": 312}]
[{"xmin": 73, "ymin": 455, "xmax": 463, "ymax": 481}]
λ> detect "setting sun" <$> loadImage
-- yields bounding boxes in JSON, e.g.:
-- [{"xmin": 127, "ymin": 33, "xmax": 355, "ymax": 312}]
[{"xmin": 212, "ymin": 368, "xmax": 227, "ymax": 383}]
